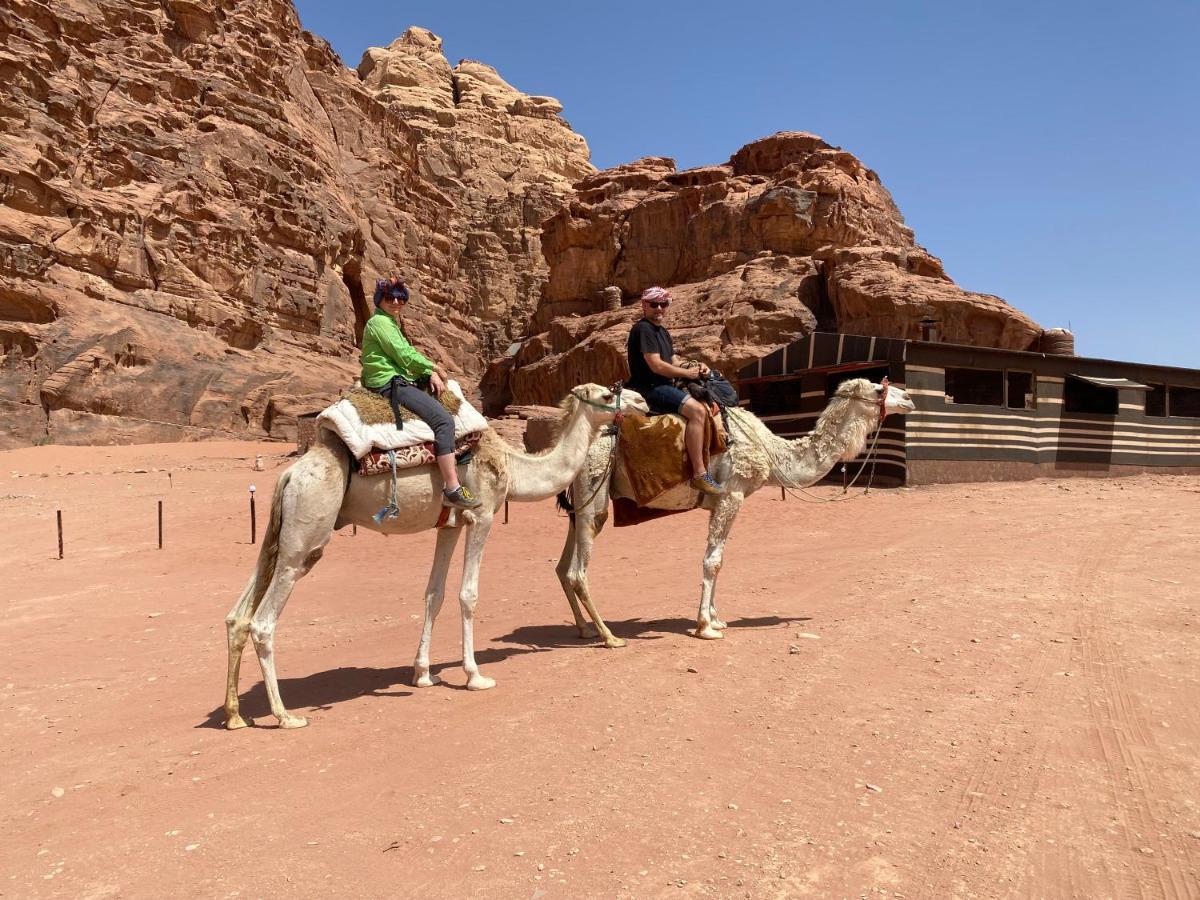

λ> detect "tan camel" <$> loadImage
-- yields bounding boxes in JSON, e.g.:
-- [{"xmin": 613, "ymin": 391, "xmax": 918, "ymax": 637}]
[
  {"xmin": 223, "ymin": 383, "xmax": 648, "ymax": 729},
  {"xmin": 556, "ymin": 378, "xmax": 914, "ymax": 645}
]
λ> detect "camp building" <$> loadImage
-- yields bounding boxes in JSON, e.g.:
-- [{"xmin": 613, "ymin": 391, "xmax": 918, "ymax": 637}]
[{"xmin": 735, "ymin": 332, "xmax": 1200, "ymax": 485}]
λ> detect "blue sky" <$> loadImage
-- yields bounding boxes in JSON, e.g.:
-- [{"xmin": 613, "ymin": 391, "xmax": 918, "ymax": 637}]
[{"xmin": 294, "ymin": 0, "xmax": 1199, "ymax": 369}]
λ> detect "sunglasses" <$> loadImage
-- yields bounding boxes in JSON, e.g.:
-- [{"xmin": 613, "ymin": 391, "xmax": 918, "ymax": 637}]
[
  {"xmin": 645, "ymin": 300, "xmax": 670, "ymax": 309},
  {"xmin": 386, "ymin": 295, "xmax": 408, "ymax": 304}
]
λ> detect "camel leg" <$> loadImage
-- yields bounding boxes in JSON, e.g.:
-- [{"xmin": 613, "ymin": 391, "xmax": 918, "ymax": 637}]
[
  {"xmin": 555, "ymin": 475, "xmax": 596, "ymax": 638},
  {"xmin": 564, "ymin": 493, "xmax": 625, "ymax": 649},
  {"xmin": 697, "ymin": 491, "xmax": 744, "ymax": 640},
  {"xmin": 413, "ymin": 525, "xmax": 463, "ymax": 687},
  {"xmin": 223, "ymin": 578, "xmax": 260, "ymax": 729},
  {"xmin": 246, "ymin": 542, "xmax": 327, "ymax": 728},
  {"xmin": 458, "ymin": 510, "xmax": 498, "ymax": 690}
]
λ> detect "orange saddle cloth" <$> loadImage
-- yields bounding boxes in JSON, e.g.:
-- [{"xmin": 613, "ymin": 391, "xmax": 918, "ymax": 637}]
[{"xmin": 612, "ymin": 410, "xmax": 726, "ymax": 509}]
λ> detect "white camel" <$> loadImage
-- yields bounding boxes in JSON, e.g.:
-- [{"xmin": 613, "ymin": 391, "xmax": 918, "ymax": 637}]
[
  {"xmin": 556, "ymin": 378, "xmax": 914, "ymax": 645},
  {"xmin": 223, "ymin": 383, "xmax": 648, "ymax": 729}
]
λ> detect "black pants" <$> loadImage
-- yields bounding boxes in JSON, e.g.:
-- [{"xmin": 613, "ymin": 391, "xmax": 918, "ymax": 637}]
[{"xmin": 372, "ymin": 378, "xmax": 455, "ymax": 457}]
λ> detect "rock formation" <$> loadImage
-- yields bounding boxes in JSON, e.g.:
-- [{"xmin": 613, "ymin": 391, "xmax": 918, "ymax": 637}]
[
  {"xmin": 497, "ymin": 133, "xmax": 1041, "ymax": 408},
  {"xmin": 0, "ymin": 2, "xmax": 587, "ymax": 447},
  {"xmin": 1, "ymin": 2, "xmax": 1044, "ymax": 447}
]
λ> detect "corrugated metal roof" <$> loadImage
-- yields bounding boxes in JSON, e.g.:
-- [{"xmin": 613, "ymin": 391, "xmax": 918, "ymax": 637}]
[{"xmin": 1070, "ymin": 374, "xmax": 1151, "ymax": 391}]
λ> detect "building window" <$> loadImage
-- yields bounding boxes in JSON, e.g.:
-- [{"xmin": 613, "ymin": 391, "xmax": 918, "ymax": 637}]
[
  {"xmin": 1170, "ymin": 386, "xmax": 1200, "ymax": 418},
  {"xmin": 945, "ymin": 368, "xmax": 1003, "ymax": 406},
  {"xmin": 1006, "ymin": 371, "xmax": 1035, "ymax": 409},
  {"xmin": 1145, "ymin": 384, "xmax": 1167, "ymax": 417},
  {"xmin": 1064, "ymin": 376, "xmax": 1117, "ymax": 415}
]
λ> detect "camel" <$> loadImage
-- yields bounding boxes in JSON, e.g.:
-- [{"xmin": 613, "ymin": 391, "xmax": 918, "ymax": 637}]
[
  {"xmin": 223, "ymin": 383, "xmax": 648, "ymax": 729},
  {"xmin": 555, "ymin": 377, "xmax": 914, "ymax": 645}
]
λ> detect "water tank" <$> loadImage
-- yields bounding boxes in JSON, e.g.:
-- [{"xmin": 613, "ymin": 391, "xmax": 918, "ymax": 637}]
[{"xmin": 1039, "ymin": 328, "xmax": 1075, "ymax": 356}]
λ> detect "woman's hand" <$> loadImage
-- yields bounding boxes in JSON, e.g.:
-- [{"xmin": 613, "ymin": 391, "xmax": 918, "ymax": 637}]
[
  {"xmin": 429, "ymin": 371, "xmax": 446, "ymax": 396},
  {"xmin": 697, "ymin": 362, "xmax": 711, "ymax": 378}
]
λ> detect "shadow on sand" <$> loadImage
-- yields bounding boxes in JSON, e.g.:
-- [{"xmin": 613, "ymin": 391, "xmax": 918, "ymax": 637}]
[{"xmin": 200, "ymin": 614, "xmax": 809, "ymax": 728}]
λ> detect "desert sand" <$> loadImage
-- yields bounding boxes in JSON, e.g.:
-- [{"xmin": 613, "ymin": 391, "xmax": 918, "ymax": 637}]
[{"xmin": 1, "ymin": 441, "xmax": 1198, "ymax": 898}]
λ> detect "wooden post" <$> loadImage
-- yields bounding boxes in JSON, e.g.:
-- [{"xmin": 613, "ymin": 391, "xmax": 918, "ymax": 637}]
[
  {"xmin": 157, "ymin": 500, "xmax": 163, "ymax": 549},
  {"xmin": 842, "ymin": 463, "xmax": 848, "ymax": 494},
  {"xmin": 56, "ymin": 510, "xmax": 63, "ymax": 560},
  {"xmin": 504, "ymin": 500, "xmax": 509, "ymax": 525},
  {"xmin": 352, "ymin": 524, "xmax": 357, "ymax": 536},
  {"xmin": 780, "ymin": 486, "xmax": 785, "ymax": 501},
  {"xmin": 249, "ymin": 485, "xmax": 257, "ymax": 545},
  {"xmin": 168, "ymin": 471, "xmax": 173, "ymax": 489}
]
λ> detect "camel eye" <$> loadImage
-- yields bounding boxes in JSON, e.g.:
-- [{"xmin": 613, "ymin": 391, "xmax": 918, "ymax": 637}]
[
  {"xmin": 601, "ymin": 392, "xmax": 614, "ymax": 404},
  {"xmin": 876, "ymin": 385, "xmax": 885, "ymax": 395}
]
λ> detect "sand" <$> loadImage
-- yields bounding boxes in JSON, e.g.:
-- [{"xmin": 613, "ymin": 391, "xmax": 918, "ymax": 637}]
[{"xmin": 2, "ymin": 440, "xmax": 1198, "ymax": 898}]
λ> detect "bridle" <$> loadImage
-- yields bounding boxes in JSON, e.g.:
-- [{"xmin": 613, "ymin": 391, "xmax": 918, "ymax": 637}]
[
  {"xmin": 876, "ymin": 376, "xmax": 891, "ymax": 426},
  {"xmin": 570, "ymin": 382, "xmax": 627, "ymax": 424}
]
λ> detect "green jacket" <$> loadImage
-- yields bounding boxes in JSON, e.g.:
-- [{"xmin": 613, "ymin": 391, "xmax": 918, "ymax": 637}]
[{"xmin": 360, "ymin": 310, "xmax": 434, "ymax": 388}]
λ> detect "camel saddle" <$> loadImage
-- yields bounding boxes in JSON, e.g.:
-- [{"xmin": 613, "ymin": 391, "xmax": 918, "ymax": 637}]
[
  {"xmin": 315, "ymin": 380, "xmax": 488, "ymax": 470},
  {"xmin": 611, "ymin": 409, "xmax": 726, "ymax": 525}
]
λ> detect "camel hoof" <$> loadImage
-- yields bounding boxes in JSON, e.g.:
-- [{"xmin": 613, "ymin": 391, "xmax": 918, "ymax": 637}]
[
  {"xmin": 225, "ymin": 714, "xmax": 250, "ymax": 730},
  {"xmin": 577, "ymin": 623, "xmax": 599, "ymax": 639},
  {"xmin": 278, "ymin": 714, "xmax": 309, "ymax": 729},
  {"xmin": 413, "ymin": 671, "xmax": 441, "ymax": 688},
  {"xmin": 711, "ymin": 618, "xmax": 728, "ymax": 631},
  {"xmin": 603, "ymin": 635, "xmax": 627, "ymax": 649},
  {"xmin": 695, "ymin": 625, "xmax": 725, "ymax": 640},
  {"xmin": 466, "ymin": 674, "xmax": 496, "ymax": 691}
]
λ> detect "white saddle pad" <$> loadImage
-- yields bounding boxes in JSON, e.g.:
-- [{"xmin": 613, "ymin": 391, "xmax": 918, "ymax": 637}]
[{"xmin": 316, "ymin": 380, "xmax": 488, "ymax": 459}]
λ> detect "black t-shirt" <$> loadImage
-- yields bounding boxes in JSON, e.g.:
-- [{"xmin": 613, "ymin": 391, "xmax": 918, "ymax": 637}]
[{"xmin": 627, "ymin": 318, "xmax": 674, "ymax": 393}]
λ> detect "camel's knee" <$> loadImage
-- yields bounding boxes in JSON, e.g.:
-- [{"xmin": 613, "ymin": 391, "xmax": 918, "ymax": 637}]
[
  {"xmin": 249, "ymin": 621, "xmax": 275, "ymax": 649},
  {"xmin": 459, "ymin": 590, "xmax": 479, "ymax": 613},
  {"xmin": 566, "ymin": 572, "xmax": 590, "ymax": 597},
  {"xmin": 703, "ymin": 552, "xmax": 723, "ymax": 578}
]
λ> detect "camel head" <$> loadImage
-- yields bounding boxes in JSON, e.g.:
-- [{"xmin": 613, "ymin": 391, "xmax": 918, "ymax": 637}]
[
  {"xmin": 566, "ymin": 382, "xmax": 649, "ymax": 425},
  {"xmin": 833, "ymin": 377, "xmax": 915, "ymax": 421}
]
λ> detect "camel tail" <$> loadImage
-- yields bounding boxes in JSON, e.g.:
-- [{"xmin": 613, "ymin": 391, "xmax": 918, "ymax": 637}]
[
  {"xmin": 555, "ymin": 489, "xmax": 575, "ymax": 519},
  {"xmin": 238, "ymin": 467, "xmax": 292, "ymax": 616}
]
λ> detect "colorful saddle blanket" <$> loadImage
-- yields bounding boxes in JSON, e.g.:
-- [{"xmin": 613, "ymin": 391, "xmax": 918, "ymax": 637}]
[{"xmin": 356, "ymin": 432, "xmax": 483, "ymax": 477}]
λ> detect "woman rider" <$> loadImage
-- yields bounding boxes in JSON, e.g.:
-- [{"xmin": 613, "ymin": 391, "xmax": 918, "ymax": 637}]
[{"xmin": 360, "ymin": 276, "xmax": 481, "ymax": 510}]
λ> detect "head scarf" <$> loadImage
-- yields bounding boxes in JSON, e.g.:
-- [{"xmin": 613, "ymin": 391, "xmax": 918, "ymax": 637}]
[{"xmin": 641, "ymin": 286, "xmax": 671, "ymax": 303}]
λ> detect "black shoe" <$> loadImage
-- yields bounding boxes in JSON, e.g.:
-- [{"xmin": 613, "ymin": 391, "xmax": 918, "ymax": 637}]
[{"xmin": 442, "ymin": 485, "xmax": 483, "ymax": 509}]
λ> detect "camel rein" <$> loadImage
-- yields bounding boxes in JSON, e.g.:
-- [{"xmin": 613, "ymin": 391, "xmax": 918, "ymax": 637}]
[
  {"xmin": 726, "ymin": 378, "xmax": 892, "ymax": 504},
  {"xmin": 564, "ymin": 386, "xmax": 625, "ymax": 513}
]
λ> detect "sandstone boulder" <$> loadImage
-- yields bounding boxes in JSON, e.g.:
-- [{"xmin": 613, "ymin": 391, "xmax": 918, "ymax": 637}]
[{"xmin": 497, "ymin": 132, "xmax": 1042, "ymax": 407}]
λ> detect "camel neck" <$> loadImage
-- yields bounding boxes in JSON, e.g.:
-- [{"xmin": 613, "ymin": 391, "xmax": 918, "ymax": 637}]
[
  {"xmin": 768, "ymin": 398, "xmax": 875, "ymax": 488},
  {"xmin": 503, "ymin": 401, "xmax": 598, "ymax": 501}
]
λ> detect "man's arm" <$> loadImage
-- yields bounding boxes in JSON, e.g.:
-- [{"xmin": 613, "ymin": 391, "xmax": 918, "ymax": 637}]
[{"xmin": 642, "ymin": 353, "xmax": 710, "ymax": 379}]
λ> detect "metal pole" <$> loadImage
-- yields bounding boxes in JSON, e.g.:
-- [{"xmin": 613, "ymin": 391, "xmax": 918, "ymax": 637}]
[
  {"xmin": 504, "ymin": 500, "xmax": 509, "ymax": 524},
  {"xmin": 56, "ymin": 510, "xmax": 63, "ymax": 560},
  {"xmin": 249, "ymin": 485, "xmax": 257, "ymax": 545},
  {"xmin": 842, "ymin": 464, "xmax": 848, "ymax": 494},
  {"xmin": 157, "ymin": 500, "xmax": 163, "ymax": 549},
  {"xmin": 780, "ymin": 486, "xmax": 785, "ymax": 501}
]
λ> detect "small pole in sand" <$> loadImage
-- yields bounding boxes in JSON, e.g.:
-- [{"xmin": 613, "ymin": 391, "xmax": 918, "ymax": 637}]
[
  {"xmin": 780, "ymin": 486, "xmax": 785, "ymax": 501},
  {"xmin": 157, "ymin": 500, "xmax": 163, "ymax": 550},
  {"xmin": 352, "ymin": 524, "xmax": 357, "ymax": 536},
  {"xmin": 56, "ymin": 510, "xmax": 63, "ymax": 560},
  {"xmin": 249, "ymin": 485, "xmax": 257, "ymax": 545},
  {"xmin": 168, "ymin": 471, "xmax": 173, "ymax": 489},
  {"xmin": 842, "ymin": 463, "xmax": 848, "ymax": 494},
  {"xmin": 504, "ymin": 500, "xmax": 509, "ymax": 525}
]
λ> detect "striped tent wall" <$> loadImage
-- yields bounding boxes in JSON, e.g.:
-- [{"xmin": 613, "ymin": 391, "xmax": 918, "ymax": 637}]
[
  {"xmin": 906, "ymin": 366, "xmax": 1200, "ymax": 468},
  {"xmin": 736, "ymin": 334, "xmax": 909, "ymax": 484}
]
